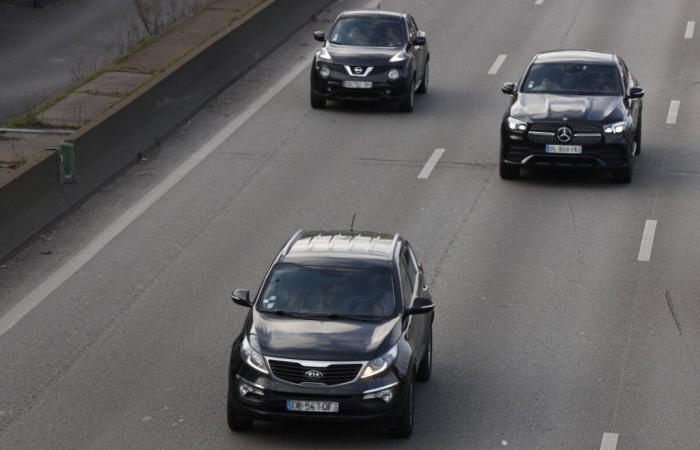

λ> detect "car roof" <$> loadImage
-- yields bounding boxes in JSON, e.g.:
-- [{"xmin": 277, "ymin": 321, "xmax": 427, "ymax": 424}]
[
  {"xmin": 281, "ymin": 230, "xmax": 400, "ymax": 263},
  {"xmin": 534, "ymin": 50, "xmax": 617, "ymax": 65},
  {"xmin": 337, "ymin": 10, "xmax": 407, "ymax": 20}
]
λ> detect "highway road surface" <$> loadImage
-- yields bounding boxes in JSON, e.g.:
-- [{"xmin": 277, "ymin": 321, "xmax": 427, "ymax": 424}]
[{"xmin": 1, "ymin": 0, "xmax": 699, "ymax": 448}]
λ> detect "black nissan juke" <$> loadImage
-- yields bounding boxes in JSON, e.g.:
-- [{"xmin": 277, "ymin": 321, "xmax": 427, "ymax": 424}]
[
  {"xmin": 227, "ymin": 230, "xmax": 434, "ymax": 438},
  {"xmin": 500, "ymin": 50, "xmax": 644, "ymax": 183},
  {"xmin": 310, "ymin": 10, "xmax": 430, "ymax": 112}
]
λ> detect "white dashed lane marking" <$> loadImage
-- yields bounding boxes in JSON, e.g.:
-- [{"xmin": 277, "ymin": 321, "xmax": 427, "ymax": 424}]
[
  {"xmin": 488, "ymin": 54, "xmax": 508, "ymax": 75},
  {"xmin": 418, "ymin": 148, "xmax": 445, "ymax": 179},
  {"xmin": 600, "ymin": 433, "xmax": 619, "ymax": 450},
  {"xmin": 666, "ymin": 100, "xmax": 680, "ymax": 125},
  {"xmin": 535, "ymin": 0, "xmax": 544, "ymax": 5},
  {"xmin": 685, "ymin": 21, "xmax": 695, "ymax": 39},
  {"xmin": 637, "ymin": 220, "xmax": 658, "ymax": 262}
]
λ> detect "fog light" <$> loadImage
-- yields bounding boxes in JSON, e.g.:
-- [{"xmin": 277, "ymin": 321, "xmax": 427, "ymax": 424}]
[
  {"xmin": 318, "ymin": 66, "xmax": 331, "ymax": 79},
  {"xmin": 238, "ymin": 380, "xmax": 264, "ymax": 398},
  {"xmin": 363, "ymin": 387, "xmax": 394, "ymax": 403},
  {"xmin": 388, "ymin": 69, "xmax": 400, "ymax": 80}
]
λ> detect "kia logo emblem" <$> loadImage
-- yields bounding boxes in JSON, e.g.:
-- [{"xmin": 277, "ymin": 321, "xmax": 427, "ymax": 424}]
[
  {"xmin": 304, "ymin": 369, "xmax": 323, "ymax": 380},
  {"xmin": 354, "ymin": 66, "xmax": 363, "ymax": 74},
  {"xmin": 556, "ymin": 126, "xmax": 573, "ymax": 143}
]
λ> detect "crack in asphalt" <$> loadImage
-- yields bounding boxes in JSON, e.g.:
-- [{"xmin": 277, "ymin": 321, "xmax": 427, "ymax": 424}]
[
  {"xmin": 664, "ymin": 290, "xmax": 683, "ymax": 336},
  {"xmin": 664, "ymin": 290, "xmax": 700, "ymax": 380}
]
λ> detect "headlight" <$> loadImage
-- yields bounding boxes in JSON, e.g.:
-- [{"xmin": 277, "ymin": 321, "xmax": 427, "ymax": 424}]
[
  {"xmin": 387, "ymin": 69, "xmax": 400, "ymax": 80},
  {"xmin": 318, "ymin": 65, "xmax": 331, "ymax": 79},
  {"xmin": 318, "ymin": 47, "xmax": 331, "ymax": 61},
  {"xmin": 361, "ymin": 344, "xmax": 398, "ymax": 379},
  {"xmin": 389, "ymin": 50, "xmax": 407, "ymax": 63},
  {"xmin": 241, "ymin": 335, "xmax": 268, "ymax": 374},
  {"xmin": 507, "ymin": 117, "xmax": 528, "ymax": 131},
  {"xmin": 603, "ymin": 121, "xmax": 626, "ymax": 134}
]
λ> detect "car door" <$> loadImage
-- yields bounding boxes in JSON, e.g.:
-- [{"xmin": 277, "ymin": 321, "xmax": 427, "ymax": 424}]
[
  {"xmin": 399, "ymin": 243, "xmax": 427, "ymax": 367},
  {"xmin": 406, "ymin": 16, "xmax": 425, "ymax": 82}
]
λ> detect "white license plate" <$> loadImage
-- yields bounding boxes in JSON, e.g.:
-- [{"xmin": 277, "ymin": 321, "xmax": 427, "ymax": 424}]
[
  {"xmin": 286, "ymin": 400, "xmax": 339, "ymax": 413},
  {"xmin": 546, "ymin": 144, "xmax": 582, "ymax": 154},
  {"xmin": 342, "ymin": 80, "xmax": 373, "ymax": 89}
]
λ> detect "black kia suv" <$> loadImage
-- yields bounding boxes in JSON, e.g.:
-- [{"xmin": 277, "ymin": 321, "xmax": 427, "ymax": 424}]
[
  {"xmin": 310, "ymin": 10, "xmax": 430, "ymax": 112},
  {"xmin": 227, "ymin": 230, "xmax": 435, "ymax": 438},
  {"xmin": 500, "ymin": 50, "xmax": 644, "ymax": 183}
]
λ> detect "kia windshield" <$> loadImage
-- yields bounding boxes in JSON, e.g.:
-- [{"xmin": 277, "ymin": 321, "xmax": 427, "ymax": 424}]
[{"xmin": 256, "ymin": 263, "xmax": 397, "ymax": 319}]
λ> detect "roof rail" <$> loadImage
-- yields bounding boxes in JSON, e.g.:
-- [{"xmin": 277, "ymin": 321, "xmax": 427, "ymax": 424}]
[
  {"xmin": 281, "ymin": 229, "xmax": 306, "ymax": 256},
  {"xmin": 389, "ymin": 233, "xmax": 400, "ymax": 260}
]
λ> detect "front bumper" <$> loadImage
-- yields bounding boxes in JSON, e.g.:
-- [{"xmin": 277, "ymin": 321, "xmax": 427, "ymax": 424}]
[
  {"xmin": 310, "ymin": 62, "xmax": 412, "ymax": 102},
  {"xmin": 230, "ymin": 365, "xmax": 407, "ymax": 424},
  {"xmin": 501, "ymin": 126, "xmax": 631, "ymax": 169}
]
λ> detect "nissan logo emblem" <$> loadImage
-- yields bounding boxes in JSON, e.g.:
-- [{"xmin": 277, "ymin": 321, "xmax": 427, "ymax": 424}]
[
  {"xmin": 354, "ymin": 66, "xmax": 363, "ymax": 74},
  {"xmin": 556, "ymin": 126, "xmax": 573, "ymax": 143},
  {"xmin": 304, "ymin": 369, "xmax": 323, "ymax": 381}
]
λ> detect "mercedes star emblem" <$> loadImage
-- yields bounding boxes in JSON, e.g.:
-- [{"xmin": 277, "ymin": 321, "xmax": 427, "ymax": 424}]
[{"xmin": 556, "ymin": 126, "xmax": 573, "ymax": 143}]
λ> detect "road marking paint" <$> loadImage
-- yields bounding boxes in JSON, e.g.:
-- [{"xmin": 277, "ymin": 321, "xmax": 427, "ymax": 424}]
[
  {"xmin": 685, "ymin": 21, "xmax": 695, "ymax": 39},
  {"xmin": 488, "ymin": 54, "xmax": 508, "ymax": 75},
  {"xmin": 0, "ymin": 55, "xmax": 315, "ymax": 338},
  {"xmin": 418, "ymin": 148, "xmax": 445, "ymax": 179},
  {"xmin": 637, "ymin": 220, "xmax": 657, "ymax": 262},
  {"xmin": 600, "ymin": 433, "xmax": 618, "ymax": 450},
  {"xmin": 666, "ymin": 100, "xmax": 680, "ymax": 124},
  {"xmin": 535, "ymin": 0, "xmax": 544, "ymax": 5}
]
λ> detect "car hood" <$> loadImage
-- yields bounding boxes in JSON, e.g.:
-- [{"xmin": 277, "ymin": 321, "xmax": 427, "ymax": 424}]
[
  {"xmin": 251, "ymin": 310, "xmax": 401, "ymax": 361},
  {"xmin": 324, "ymin": 44, "xmax": 402, "ymax": 65},
  {"xmin": 510, "ymin": 93, "xmax": 625, "ymax": 122}
]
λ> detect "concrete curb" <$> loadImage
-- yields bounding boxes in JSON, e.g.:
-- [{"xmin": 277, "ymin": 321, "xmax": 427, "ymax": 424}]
[{"xmin": 0, "ymin": 0, "xmax": 333, "ymax": 261}]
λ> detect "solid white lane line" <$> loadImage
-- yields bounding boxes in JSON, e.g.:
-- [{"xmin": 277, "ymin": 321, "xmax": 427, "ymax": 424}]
[
  {"xmin": 685, "ymin": 21, "xmax": 696, "ymax": 39},
  {"xmin": 0, "ymin": 55, "xmax": 314, "ymax": 338},
  {"xmin": 666, "ymin": 100, "xmax": 680, "ymax": 124},
  {"xmin": 418, "ymin": 148, "xmax": 445, "ymax": 179},
  {"xmin": 600, "ymin": 433, "xmax": 619, "ymax": 450},
  {"xmin": 488, "ymin": 54, "xmax": 508, "ymax": 75},
  {"xmin": 535, "ymin": 0, "xmax": 544, "ymax": 5},
  {"xmin": 637, "ymin": 220, "xmax": 658, "ymax": 262}
]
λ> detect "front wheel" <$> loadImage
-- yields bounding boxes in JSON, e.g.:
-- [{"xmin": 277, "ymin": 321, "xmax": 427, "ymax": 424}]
[
  {"xmin": 227, "ymin": 397, "xmax": 253, "ymax": 432},
  {"xmin": 398, "ymin": 78, "xmax": 415, "ymax": 113},
  {"xmin": 499, "ymin": 160, "xmax": 520, "ymax": 179},
  {"xmin": 389, "ymin": 381, "xmax": 414, "ymax": 438},
  {"xmin": 415, "ymin": 329, "xmax": 432, "ymax": 382},
  {"xmin": 310, "ymin": 91, "xmax": 326, "ymax": 109},
  {"xmin": 416, "ymin": 61, "xmax": 429, "ymax": 94}
]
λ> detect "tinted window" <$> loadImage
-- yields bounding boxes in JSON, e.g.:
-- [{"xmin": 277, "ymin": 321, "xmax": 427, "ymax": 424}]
[
  {"xmin": 402, "ymin": 247, "xmax": 417, "ymax": 287},
  {"xmin": 329, "ymin": 16, "xmax": 407, "ymax": 47},
  {"xmin": 399, "ymin": 262, "xmax": 413, "ymax": 307},
  {"xmin": 257, "ymin": 263, "xmax": 397, "ymax": 318},
  {"xmin": 521, "ymin": 63, "xmax": 622, "ymax": 95}
]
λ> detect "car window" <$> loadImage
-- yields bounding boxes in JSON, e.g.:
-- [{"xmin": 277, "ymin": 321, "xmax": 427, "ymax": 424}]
[
  {"xmin": 257, "ymin": 263, "xmax": 397, "ymax": 318},
  {"xmin": 408, "ymin": 16, "xmax": 418, "ymax": 37},
  {"xmin": 402, "ymin": 246, "xmax": 417, "ymax": 287},
  {"xmin": 618, "ymin": 58, "xmax": 630, "ymax": 90},
  {"xmin": 329, "ymin": 16, "xmax": 407, "ymax": 47},
  {"xmin": 521, "ymin": 62, "xmax": 622, "ymax": 96},
  {"xmin": 399, "ymin": 260, "xmax": 414, "ymax": 307}
]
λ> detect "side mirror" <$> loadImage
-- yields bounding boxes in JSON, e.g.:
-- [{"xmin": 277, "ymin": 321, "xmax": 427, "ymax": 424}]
[
  {"xmin": 628, "ymin": 86, "xmax": 644, "ymax": 99},
  {"xmin": 502, "ymin": 82, "xmax": 516, "ymax": 95},
  {"xmin": 313, "ymin": 31, "xmax": 325, "ymax": 42},
  {"xmin": 231, "ymin": 289, "xmax": 252, "ymax": 308},
  {"xmin": 405, "ymin": 297, "xmax": 434, "ymax": 316},
  {"xmin": 411, "ymin": 33, "xmax": 427, "ymax": 46}
]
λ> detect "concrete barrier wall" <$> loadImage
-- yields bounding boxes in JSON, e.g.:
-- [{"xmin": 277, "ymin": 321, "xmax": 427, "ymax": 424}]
[{"xmin": 0, "ymin": 0, "xmax": 332, "ymax": 260}]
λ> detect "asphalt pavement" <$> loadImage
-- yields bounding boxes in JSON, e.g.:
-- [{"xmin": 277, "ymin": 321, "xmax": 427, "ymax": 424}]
[{"xmin": 1, "ymin": 0, "xmax": 699, "ymax": 448}]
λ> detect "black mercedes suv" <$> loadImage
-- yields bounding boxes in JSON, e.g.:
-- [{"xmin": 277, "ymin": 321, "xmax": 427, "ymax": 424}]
[
  {"xmin": 227, "ymin": 230, "xmax": 435, "ymax": 438},
  {"xmin": 310, "ymin": 10, "xmax": 430, "ymax": 112},
  {"xmin": 500, "ymin": 50, "xmax": 644, "ymax": 183}
]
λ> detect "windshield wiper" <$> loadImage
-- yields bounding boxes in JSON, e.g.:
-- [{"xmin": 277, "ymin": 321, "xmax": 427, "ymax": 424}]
[
  {"xmin": 261, "ymin": 310, "xmax": 317, "ymax": 320},
  {"xmin": 313, "ymin": 313, "xmax": 387, "ymax": 322}
]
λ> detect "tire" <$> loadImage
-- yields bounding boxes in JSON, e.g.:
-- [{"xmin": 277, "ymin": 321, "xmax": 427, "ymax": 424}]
[
  {"xmin": 416, "ymin": 60, "xmax": 429, "ymax": 95},
  {"xmin": 612, "ymin": 166, "xmax": 632, "ymax": 184},
  {"xmin": 227, "ymin": 397, "xmax": 253, "ymax": 432},
  {"xmin": 389, "ymin": 381, "xmax": 414, "ymax": 438},
  {"xmin": 499, "ymin": 159, "xmax": 520, "ymax": 180},
  {"xmin": 310, "ymin": 91, "xmax": 326, "ymax": 109},
  {"xmin": 398, "ymin": 78, "xmax": 415, "ymax": 113},
  {"xmin": 415, "ymin": 329, "xmax": 432, "ymax": 382}
]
